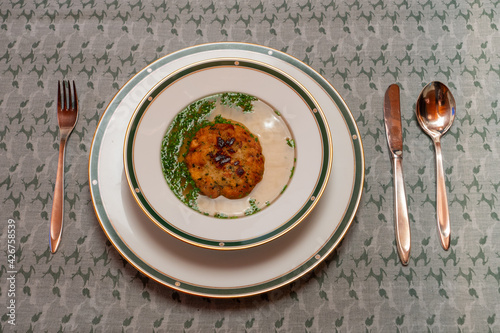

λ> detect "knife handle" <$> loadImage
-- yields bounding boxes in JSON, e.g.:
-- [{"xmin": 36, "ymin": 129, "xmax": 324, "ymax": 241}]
[{"xmin": 392, "ymin": 154, "xmax": 411, "ymax": 265}]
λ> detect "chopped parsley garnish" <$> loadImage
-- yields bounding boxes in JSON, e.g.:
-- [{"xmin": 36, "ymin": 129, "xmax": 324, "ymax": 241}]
[{"xmin": 220, "ymin": 92, "xmax": 257, "ymax": 113}]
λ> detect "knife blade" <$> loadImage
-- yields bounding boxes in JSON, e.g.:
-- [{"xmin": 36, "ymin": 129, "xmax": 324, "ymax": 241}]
[{"xmin": 383, "ymin": 84, "xmax": 411, "ymax": 265}]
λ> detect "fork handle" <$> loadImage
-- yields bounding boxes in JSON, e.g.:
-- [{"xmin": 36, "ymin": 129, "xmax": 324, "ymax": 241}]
[{"xmin": 50, "ymin": 137, "xmax": 67, "ymax": 253}]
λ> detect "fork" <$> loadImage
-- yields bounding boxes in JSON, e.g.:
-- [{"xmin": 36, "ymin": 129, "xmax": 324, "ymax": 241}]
[{"xmin": 50, "ymin": 80, "xmax": 78, "ymax": 253}]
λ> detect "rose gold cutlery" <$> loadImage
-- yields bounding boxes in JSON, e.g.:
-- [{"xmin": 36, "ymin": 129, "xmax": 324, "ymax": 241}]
[
  {"xmin": 50, "ymin": 81, "xmax": 78, "ymax": 253},
  {"xmin": 384, "ymin": 84, "xmax": 411, "ymax": 265},
  {"xmin": 416, "ymin": 81, "xmax": 456, "ymax": 250}
]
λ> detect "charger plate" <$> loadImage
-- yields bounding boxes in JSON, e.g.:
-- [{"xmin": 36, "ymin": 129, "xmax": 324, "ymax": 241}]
[
  {"xmin": 89, "ymin": 42, "xmax": 364, "ymax": 298},
  {"xmin": 123, "ymin": 58, "xmax": 332, "ymax": 250}
]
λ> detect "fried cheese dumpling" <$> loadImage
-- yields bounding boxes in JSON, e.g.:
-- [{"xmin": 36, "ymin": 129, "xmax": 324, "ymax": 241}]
[{"xmin": 185, "ymin": 122, "xmax": 265, "ymax": 199}]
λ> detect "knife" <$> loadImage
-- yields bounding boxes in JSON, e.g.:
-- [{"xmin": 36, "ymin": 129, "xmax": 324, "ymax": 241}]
[{"xmin": 383, "ymin": 84, "xmax": 411, "ymax": 265}]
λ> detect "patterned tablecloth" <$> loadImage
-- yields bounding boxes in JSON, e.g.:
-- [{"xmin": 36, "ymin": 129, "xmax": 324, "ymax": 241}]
[{"xmin": 1, "ymin": 0, "xmax": 499, "ymax": 331}]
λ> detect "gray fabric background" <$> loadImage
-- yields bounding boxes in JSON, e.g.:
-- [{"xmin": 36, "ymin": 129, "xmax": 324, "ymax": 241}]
[{"xmin": 1, "ymin": 0, "xmax": 499, "ymax": 331}]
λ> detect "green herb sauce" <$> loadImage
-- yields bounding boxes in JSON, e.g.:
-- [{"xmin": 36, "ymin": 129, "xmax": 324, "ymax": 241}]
[
  {"xmin": 244, "ymin": 198, "xmax": 261, "ymax": 216},
  {"xmin": 220, "ymin": 92, "xmax": 257, "ymax": 113},
  {"xmin": 160, "ymin": 97, "xmax": 216, "ymax": 212}
]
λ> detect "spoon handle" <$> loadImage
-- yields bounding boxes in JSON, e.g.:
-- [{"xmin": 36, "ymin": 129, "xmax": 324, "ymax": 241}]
[
  {"xmin": 433, "ymin": 139, "xmax": 451, "ymax": 250},
  {"xmin": 392, "ymin": 155, "xmax": 411, "ymax": 265}
]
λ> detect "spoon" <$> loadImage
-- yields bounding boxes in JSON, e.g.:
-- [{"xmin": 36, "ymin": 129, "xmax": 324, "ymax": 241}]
[{"xmin": 415, "ymin": 81, "xmax": 456, "ymax": 250}]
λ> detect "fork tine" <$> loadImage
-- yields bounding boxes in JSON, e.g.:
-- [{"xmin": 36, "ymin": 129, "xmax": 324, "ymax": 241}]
[
  {"xmin": 57, "ymin": 81, "xmax": 62, "ymax": 111},
  {"xmin": 63, "ymin": 80, "xmax": 68, "ymax": 111},
  {"xmin": 72, "ymin": 81, "xmax": 78, "ymax": 111},
  {"xmin": 66, "ymin": 80, "xmax": 73, "ymax": 111}
]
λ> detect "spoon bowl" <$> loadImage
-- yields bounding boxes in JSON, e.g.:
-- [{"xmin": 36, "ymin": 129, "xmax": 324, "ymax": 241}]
[
  {"xmin": 416, "ymin": 82, "xmax": 456, "ymax": 138},
  {"xmin": 416, "ymin": 81, "xmax": 456, "ymax": 250}
]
